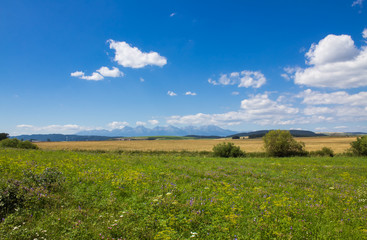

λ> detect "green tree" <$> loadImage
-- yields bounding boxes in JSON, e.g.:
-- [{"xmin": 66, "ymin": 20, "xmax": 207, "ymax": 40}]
[
  {"xmin": 350, "ymin": 135, "xmax": 367, "ymax": 156},
  {"xmin": 0, "ymin": 133, "xmax": 9, "ymax": 141},
  {"xmin": 212, "ymin": 142, "xmax": 245, "ymax": 158},
  {"xmin": 263, "ymin": 130, "xmax": 307, "ymax": 157}
]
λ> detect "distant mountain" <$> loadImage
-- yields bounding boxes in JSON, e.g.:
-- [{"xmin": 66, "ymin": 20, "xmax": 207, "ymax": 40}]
[
  {"xmin": 77, "ymin": 125, "xmax": 237, "ymax": 137},
  {"xmin": 229, "ymin": 130, "xmax": 326, "ymax": 138},
  {"xmin": 12, "ymin": 134, "xmax": 112, "ymax": 142}
]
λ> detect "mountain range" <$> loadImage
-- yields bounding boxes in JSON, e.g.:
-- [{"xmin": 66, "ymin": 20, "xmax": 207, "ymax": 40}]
[{"xmin": 77, "ymin": 125, "xmax": 237, "ymax": 137}]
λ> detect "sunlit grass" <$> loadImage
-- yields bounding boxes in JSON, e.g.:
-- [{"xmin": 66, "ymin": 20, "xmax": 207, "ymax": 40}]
[{"xmin": 1, "ymin": 148, "xmax": 366, "ymax": 239}]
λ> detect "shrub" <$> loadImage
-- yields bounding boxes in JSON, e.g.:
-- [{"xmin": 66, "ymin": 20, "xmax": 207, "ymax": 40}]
[
  {"xmin": 0, "ymin": 138, "xmax": 20, "ymax": 148},
  {"xmin": 232, "ymin": 136, "xmax": 240, "ymax": 139},
  {"xmin": 0, "ymin": 138, "xmax": 38, "ymax": 149},
  {"xmin": 350, "ymin": 135, "xmax": 367, "ymax": 156},
  {"xmin": 212, "ymin": 142, "xmax": 245, "ymax": 158},
  {"xmin": 263, "ymin": 130, "xmax": 307, "ymax": 157},
  {"xmin": 311, "ymin": 147, "xmax": 334, "ymax": 157},
  {"xmin": 17, "ymin": 140, "xmax": 39, "ymax": 149}
]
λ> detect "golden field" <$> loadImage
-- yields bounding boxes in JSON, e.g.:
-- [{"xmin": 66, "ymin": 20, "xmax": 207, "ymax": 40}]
[{"xmin": 35, "ymin": 136, "xmax": 357, "ymax": 153}]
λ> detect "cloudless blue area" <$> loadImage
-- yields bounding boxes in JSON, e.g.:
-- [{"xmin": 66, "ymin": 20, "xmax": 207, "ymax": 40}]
[{"xmin": 1, "ymin": 0, "xmax": 366, "ymax": 135}]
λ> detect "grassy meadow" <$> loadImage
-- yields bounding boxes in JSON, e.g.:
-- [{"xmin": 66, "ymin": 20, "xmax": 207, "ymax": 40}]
[
  {"xmin": 1, "ymin": 148, "xmax": 367, "ymax": 239},
  {"xmin": 35, "ymin": 136, "xmax": 356, "ymax": 153}
]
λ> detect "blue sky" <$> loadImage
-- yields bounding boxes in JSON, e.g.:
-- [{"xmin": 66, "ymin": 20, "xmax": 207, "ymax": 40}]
[{"xmin": 1, "ymin": 0, "xmax": 367, "ymax": 135}]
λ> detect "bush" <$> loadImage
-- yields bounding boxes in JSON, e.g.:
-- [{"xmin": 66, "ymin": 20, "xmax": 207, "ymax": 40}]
[
  {"xmin": 350, "ymin": 135, "xmax": 367, "ymax": 156},
  {"xmin": 263, "ymin": 130, "xmax": 307, "ymax": 157},
  {"xmin": 0, "ymin": 138, "xmax": 38, "ymax": 149},
  {"xmin": 0, "ymin": 138, "xmax": 20, "ymax": 148},
  {"xmin": 213, "ymin": 142, "xmax": 245, "ymax": 158},
  {"xmin": 310, "ymin": 147, "xmax": 334, "ymax": 157},
  {"xmin": 17, "ymin": 140, "xmax": 39, "ymax": 149}
]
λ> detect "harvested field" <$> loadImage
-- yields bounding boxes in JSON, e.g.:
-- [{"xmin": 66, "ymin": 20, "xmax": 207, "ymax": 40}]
[{"xmin": 35, "ymin": 136, "xmax": 356, "ymax": 153}]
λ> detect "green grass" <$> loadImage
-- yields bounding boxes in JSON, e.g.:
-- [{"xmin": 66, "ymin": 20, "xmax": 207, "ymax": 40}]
[{"xmin": 0, "ymin": 148, "xmax": 367, "ymax": 239}]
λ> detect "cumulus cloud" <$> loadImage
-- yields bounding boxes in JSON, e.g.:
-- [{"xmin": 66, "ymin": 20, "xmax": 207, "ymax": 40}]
[
  {"xmin": 170, "ymin": 12, "xmax": 176, "ymax": 17},
  {"xmin": 80, "ymin": 72, "xmax": 104, "ymax": 81},
  {"xmin": 281, "ymin": 67, "xmax": 302, "ymax": 80},
  {"xmin": 167, "ymin": 94, "xmax": 298, "ymax": 126},
  {"xmin": 167, "ymin": 91, "xmax": 177, "ymax": 96},
  {"xmin": 208, "ymin": 70, "xmax": 266, "ymax": 88},
  {"xmin": 108, "ymin": 40, "xmax": 167, "ymax": 68},
  {"xmin": 299, "ymin": 89, "xmax": 367, "ymax": 122},
  {"xmin": 292, "ymin": 33, "xmax": 367, "ymax": 88},
  {"xmin": 305, "ymin": 34, "xmax": 359, "ymax": 65},
  {"xmin": 71, "ymin": 66, "xmax": 123, "ymax": 81},
  {"xmin": 97, "ymin": 66, "xmax": 124, "ymax": 77},
  {"xmin": 303, "ymin": 107, "xmax": 333, "ymax": 115},
  {"xmin": 140, "ymin": 77, "xmax": 145, "ymax": 82},
  {"xmin": 107, "ymin": 121, "xmax": 129, "ymax": 129},
  {"xmin": 70, "ymin": 71, "xmax": 84, "ymax": 77},
  {"xmin": 148, "ymin": 119, "xmax": 159, "ymax": 125},
  {"xmin": 299, "ymin": 89, "xmax": 367, "ymax": 106},
  {"xmin": 16, "ymin": 124, "xmax": 94, "ymax": 134},
  {"xmin": 185, "ymin": 91, "xmax": 197, "ymax": 96}
]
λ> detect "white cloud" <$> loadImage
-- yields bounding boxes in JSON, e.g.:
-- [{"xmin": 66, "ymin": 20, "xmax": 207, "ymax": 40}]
[
  {"xmin": 281, "ymin": 67, "xmax": 302, "ymax": 80},
  {"xmin": 293, "ymin": 33, "xmax": 367, "ymax": 88},
  {"xmin": 96, "ymin": 66, "xmax": 123, "ymax": 77},
  {"xmin": 140, "ymin": 77, "xmax": 145, "ymax": 82},
  {"xmin": 334, "ymin": 126, "xmax": 347, "ymax": 129},
  {"xmin": 305, "ymin": 34, "xmax": 358, "ymax": 65},
  {"xmin": 185, "ymin": 91, "xmax": 197, "ymax": 96},
  {"xmin": 303, "ymin": 107, "xmax": 333, "ymax": 115},
  {"xmin": 170, "ymin": 13, "xmax": 176, "ymax": 17},
  {"xmin": 299, "ymin": 89, "xmax": 367, "ymax": 122},
  {"xmin": 80, "ymin": 72, "xmax": 104, "ymax": 81},
  {"xmin": 167, "ymin": 94, "xmax": 298, "ymax": 126},
  {"xmin": 231, "ymin": 91, "xmax": 240, "ymax": 95},
  {"xmin": 352, "ymin": 0, "xmax": 364, "ymax": 7},
  {"xmin": 363, "ymin": 28, "xmax": 367, "ymax": 40},
  {"xmin": 208, "ymin": 78, "xmax": 219, "ymax": 85},
  {"xmin": 70, "ymin": 71, "xmax": 84, "ymax": 77},
  {"xmin": 136, "ymin": 121, "xmax": 146, "ymax": 126},
  {"xmin": 208, "ymin": 70, "xmax": 266, "ymax": 88},
  {"xmin": 300, "ymin": 89, "xmax": 367, "ymax": 106},
  {"xmin": 16, "ymin": 124, "xmax": 94, "ymax": 134},
  {"xmin": 167, "ymin": 91, "xmax": 177, "ymax": 96},
  {"xmin": 71, "ymin": 67, "xmax": 123, "ymax": 81},
  {"xmin": 107, "ymin": 121, "xmax": 129, "ymax": 129},
  {"xmin": 108, "ymin": 40, "xmax": 167, "ymax": 68},
  {"xmin": 281, "ymin": 73, "xmax": 290, "ymax": 80},
  {"xmin": 148, "ymin": 119, "xmax": 159, "ymax": 125},
  {"xmin": 240, "ymin": 93, "xmax": 298, "ymax": 116}
]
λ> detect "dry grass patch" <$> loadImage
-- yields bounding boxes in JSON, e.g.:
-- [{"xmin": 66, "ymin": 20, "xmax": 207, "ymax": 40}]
[{"xmin": 35, "ymin": 136, "xmax": 356, "ymax": 153}]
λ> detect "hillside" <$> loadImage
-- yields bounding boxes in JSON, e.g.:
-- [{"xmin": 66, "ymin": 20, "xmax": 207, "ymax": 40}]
[{"xmin": 229, "ymin": 130, "xmax": 326, "ymax": 138}]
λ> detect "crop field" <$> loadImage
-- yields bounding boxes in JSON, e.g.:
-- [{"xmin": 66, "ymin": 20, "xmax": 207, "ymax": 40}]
[
  {"xmin": 35, "ymin": 136, "xmax": 356, "ymax": 154},
  {"xmin": 1, "ymin": 148, "xmax": 367, "ymax": 239}
]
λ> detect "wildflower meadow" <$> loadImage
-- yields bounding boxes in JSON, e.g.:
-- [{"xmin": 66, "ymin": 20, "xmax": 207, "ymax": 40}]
[{"xmin": 1, "ymin": 148, "xmax": 367, "ymax": 239}]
